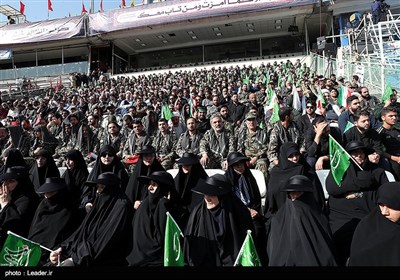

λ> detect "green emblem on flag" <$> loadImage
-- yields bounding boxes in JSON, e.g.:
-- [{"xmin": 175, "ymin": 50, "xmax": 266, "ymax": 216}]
[
  {"xmin": 234, "ymin": 230, "xmax": 261, "ymax": 267},
  {"xmin": 164, "ymin": 212, "xmax": 184, "ymax": 266},
  {"xmin": 329, "ymin": 135, "xmax": 351, "ymax": 185},
  {"xmin": 0, "ymin": 233, "xmax": 41, "ymax": 266}
]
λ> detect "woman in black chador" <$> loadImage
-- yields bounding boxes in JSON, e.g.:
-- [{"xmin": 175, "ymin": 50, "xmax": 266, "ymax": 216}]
[
  {"xmin": 174, "ymin": 152, "xmax": 208, "ymax": 214},
  {"xmin": 326, "ymin": 140, "xmax": 388, "ymax": 266},
  {"xmin": 125, "ymin": 145, "xmax": 164, "ymax": 211},
  {"xmin": 348, "ymin": 182, "xmax": 400, "ymax": 266},
  {"xmin": 83, "ymin": 145, "xmax": 129, "ymax": 211},
  {"xmin": 29, "ymin": 149, "xmax": 60, "ymax": 194},
  {"xmin": 0, "ymin": 148, "xmax": 27, "ymax": 175},
  {"xmin": 267, "ymin": 175, "xmax": 337, "ymax": 266},
  {"xmin": 49, "ymin": 173, "xmax": 133, "ymax": 266},
  {"xmin": 265, "ymin": 142, "xmax": 326, "ymax": 234},
  {"xmin": 62, "ymin": 149, "xmax": 89, "ymax": 211},
  {"xmin": 28, "ymin": 177, "xmax": 80, "ymax": 265},
  {"xmin": 224, "ymin": 151, "xmax": 266, "ymax": 265},
  {"xmin": 0, "ymin": 166, "xmax": 39, "ymax": 248},
  {"xmin": 183, "ymin": 174, "xmax": 253, "ymax": 266},
  {"xmin": 127, "ymin": 171, "xmax": 182, "ymax": 266}
]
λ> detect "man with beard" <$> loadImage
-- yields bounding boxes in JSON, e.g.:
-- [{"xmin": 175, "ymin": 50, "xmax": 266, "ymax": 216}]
[
  {"xmin": 175, "ymin": 117, "xmax": 203, "ymax": 159},
  {"xmin": 195, "ymin": 106, "xmax": 211, "ymax": 134},
  {"xmin": 199, "ymin": 114, "xmax": 235, "ymax": 169},
  {"xmin": 359, "ymin": 87, "xmax": 379, "ymax": 115},
  {"xmin": 338, "ymin": 95, "xmax": 379, "ymax": 135},
  {"xmin": 343, "ymin": 110, "xmax": 383, "ymax": 167}
]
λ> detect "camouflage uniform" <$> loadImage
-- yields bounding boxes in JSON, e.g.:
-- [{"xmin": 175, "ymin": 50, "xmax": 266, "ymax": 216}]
[
  {"xmin": 123, "ymin": 131, "xmax": 150, "ymax": 172},
  {"xmin": 151, "ymin": 131, "xmax": 177, "ymax": 170},
  {"xmin": 267, "ymin": 121, "xmax": 304, "ymax": 170},
  {"xmin": 199, "ymin": 128, "xmax": 236, "ymax": 169},
  {"xmin": 236, "ymin": 127, "xmax": 269, "ymax": 179},
  {"xmin": 175, "ymin": 131, "xmax": 203, "ymax": 158}
]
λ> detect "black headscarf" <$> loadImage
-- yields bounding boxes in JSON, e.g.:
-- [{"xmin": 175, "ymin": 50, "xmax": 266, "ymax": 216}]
[
  {"xmin": 267, "ymin": 191, "xmax": 337, "ymax": 266},
  {"xmin": 0, "ymin": 148, "xmax": 27, "ymax": 175},
  {"xmin": 225, "ymin": 161, "xmax": 267, "ymax": 265},
  {"xmin": 125, "ymin": 154, "xmax": 164, "ymax": 206},
  {"xmin": 29, "ymin": 149, "xmax": 60, "ymax": 193},
  {"xmin": 225, "ymin": 162, "xmax": 261, "ymax": 212},
  {"xmin": 266, "ymin": 142, "xmax": 326, "ymax": 217},
  {"xmin": 62, "ymin": 150, "xmax": 89, "ymax": 208},
  {"xmin": 85, "ymin": 145, "xmax": 129, "ymax": 205},
  {"xmin": 126, "ymin": 173, "xmax": 182, "ymax": 266},
  {"xmin": 325, "ymin": 156, "xmax": 388, "ymax": 266},
  {"xmin": 183, "ymin": 185, "xmax": 254, "ymax": 266},
  {"xmin": 174, "ymin": 162, "xmax": 208, "ymax": 212},
  {"xmin": 0, "ymin": 167, "xmax": 39, "ymax": 248},
  {"xmin": 58, "ymin": 175, "xmax": 133, "ymax": 266},
  {"xmin": 28, "ymin": 189, "xmax": 80, "ymax": 265},
  {"xmin": 349, "ymin": 183, "xmax": 400, "ymax": 266}
]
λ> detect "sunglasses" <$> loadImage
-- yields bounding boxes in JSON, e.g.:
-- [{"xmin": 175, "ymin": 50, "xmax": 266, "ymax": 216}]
[
  {"xmin": 306, "ymin": 106, "xmax": 315, "ymax": 109},
  {"xmin": 101, "ymin": 153, "xmax": 114, "ymax": 157}
]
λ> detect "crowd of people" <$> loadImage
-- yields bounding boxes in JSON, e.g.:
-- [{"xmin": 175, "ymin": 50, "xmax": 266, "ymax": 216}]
[{"xmin": 0, "ymin": 58, "xmax": 400, "ymax": 267}]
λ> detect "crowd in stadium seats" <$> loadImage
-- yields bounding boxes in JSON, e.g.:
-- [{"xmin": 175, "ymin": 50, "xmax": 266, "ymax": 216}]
[{"xmin": 1, "ymin": 59, "xmax": 400, "ymax": 267}]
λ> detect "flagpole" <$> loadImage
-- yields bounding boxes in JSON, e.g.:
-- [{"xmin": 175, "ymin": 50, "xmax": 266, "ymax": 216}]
[
  {"xmin": 166, "ymin": 212, "xmax": 183, "ymax": 237},
  {"xmin": 7, "ymin": 231, "xmax": 53, "ymax": 253},
  {"xmin": 329, "ymin": 135, "xmax": 363, "ymax": 171},
  {"xmin": 233, "ymin": 229, "xmax": 251, "ymax": 266}
]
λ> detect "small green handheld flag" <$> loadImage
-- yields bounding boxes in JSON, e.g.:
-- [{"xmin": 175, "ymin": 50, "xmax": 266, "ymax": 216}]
[
  {"xmin": 329, "ymin": 135, "xmax": 351, "ymax": 185},
  {"xmin": 382, "ymin": 83, "xmax": 393, "ymax": 103},
  {"xmin": 0, "ymin": 232, "xmax": 42, "ymax": 266},
  {"xmin": 164, "ymin": 212, "xmax": 184, "ymax": 266},
  {"xmin": 344, "ymin": 121, "xmax": 354, "ymax": 133},
  {"xmin": 234, "ymin": 230, "xmax": 262, "ymax": 267}
]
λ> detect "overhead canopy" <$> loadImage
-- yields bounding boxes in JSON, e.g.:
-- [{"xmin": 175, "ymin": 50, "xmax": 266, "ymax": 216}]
[{"xmin": 0, "ymin": 4, "xmax": 21, "ymax": 17}]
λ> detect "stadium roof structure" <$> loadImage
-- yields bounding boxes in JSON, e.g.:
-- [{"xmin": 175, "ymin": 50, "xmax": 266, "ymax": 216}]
[
  {"xmin": 0, "ymin": 4, "xmax": 20, "ymax": 17},
  {"xmin": 0, "ymin": 4, "xmax": 26, "ymax": 24}
]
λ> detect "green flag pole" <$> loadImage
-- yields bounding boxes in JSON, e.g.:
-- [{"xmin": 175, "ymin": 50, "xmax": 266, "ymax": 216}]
[
  {"xmin": 233, "ymin": 230, "xmax": 251, "ymax": 266},
  {"xmin": 7, "ymin": 231, "xmax": 53, "ymax": 253},
  {"xmin": 329, "ymin": 135, "xmax": 363, "ymax": 171}
]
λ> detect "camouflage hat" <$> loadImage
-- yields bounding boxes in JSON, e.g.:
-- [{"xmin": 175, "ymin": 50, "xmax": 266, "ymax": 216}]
[{"xmin": 245, "ymin": 112, "xmax": 257, "ymax": 120}]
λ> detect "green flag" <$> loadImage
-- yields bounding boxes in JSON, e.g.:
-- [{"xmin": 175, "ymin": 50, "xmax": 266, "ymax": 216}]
[
  {"xmin": 382, "ymin": 82, "xmax": 393, "ymax": 103},
  {"xmin": 344, "ymin": 121, "xmax": 354, "ymax": 133},
  {"xmin": 234, "ymin": 230, "xmax": 261, "ymax": 267},
  {"xmin": 269, "ymin": 101, "xmax": 280, "ymax": 124},
  {"xmin": 161, "ymin": 104, "xmax": 173, "ymax": 121},
  {"xmin": 329, "ymin": 135, "xmax": 351, "ymax": 185},
  {"xmin": 164, "ymin": 212, "xmax": 184, "ymax": 266},
  {"xmin": 242, "ymin": 75, "xmax": 249, "ymax": 86},
  {"xmin": 0, "ymin": 232, "xmax": 41, "ymax": 266}
]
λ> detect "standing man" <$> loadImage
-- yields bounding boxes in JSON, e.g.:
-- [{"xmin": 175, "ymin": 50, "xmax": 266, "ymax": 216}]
[{"xmin": 371, "ymin": 0, "xmax": 383, "ymax": 24}]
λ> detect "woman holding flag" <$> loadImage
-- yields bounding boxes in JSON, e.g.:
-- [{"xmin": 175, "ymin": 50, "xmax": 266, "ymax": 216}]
[
  {"xmin": 325, "ymin": 140, "xmax": 389, "ymax": 266},
  {"xmin": 183, "ymin": 174, "xmax": 253, "ymax": 266},
  {"xmin": 126, "ymin": 171, "xmax": 183, "ymax": 266}
]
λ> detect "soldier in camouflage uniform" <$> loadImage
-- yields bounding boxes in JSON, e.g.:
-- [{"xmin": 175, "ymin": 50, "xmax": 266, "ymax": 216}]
[
  {"xmin": 236, "ymin": 112, "xmax": 269, "ymax": 180},
  {"xmin": 87, "ymin": 114, "xmax": 104, "ymax": 144},
  {"xmin": 199, "ymin": 114, "xmax": 236, "ymax": 169},
  {"xmin": 218, "ymin": 104, "xmax": 235, "ymax": 134},
  {"xmin": 175, "ymin": 117, "xmax": 203, "ymax": 158},
  {"xmin": 151, "ymin": 118, "xmax": 177, "ymax": 170},
  {"xmin": 267, "ymin": 107, "xmax": 304, "ymax": 171},
  {"xmin": 122, "ymin": 119, "xmax": 150, "ymax": 172}
]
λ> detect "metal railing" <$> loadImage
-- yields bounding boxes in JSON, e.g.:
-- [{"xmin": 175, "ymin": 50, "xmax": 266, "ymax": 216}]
[{"xmin": 310, "ymin": 52, "xmax": 400, "ymax": 99}]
